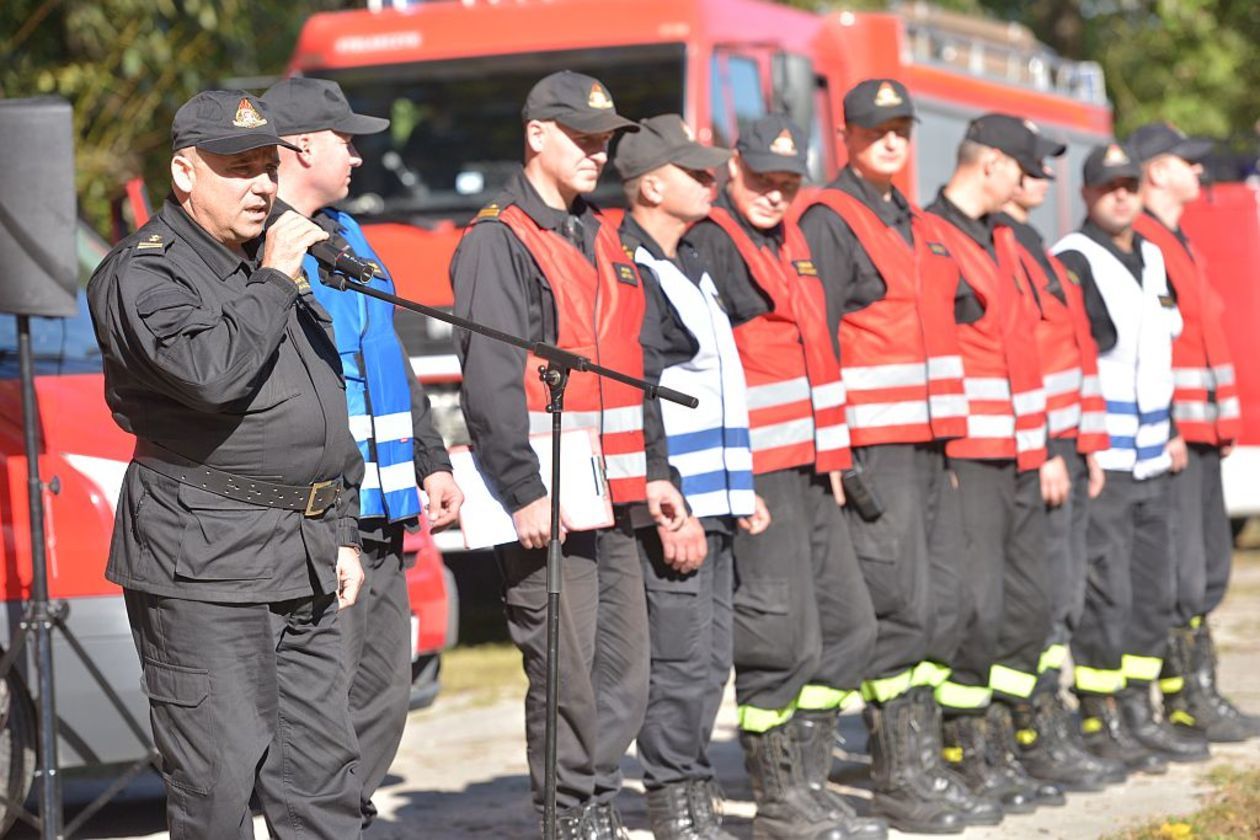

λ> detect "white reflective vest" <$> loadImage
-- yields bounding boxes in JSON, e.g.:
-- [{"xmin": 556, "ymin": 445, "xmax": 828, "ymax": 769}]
[
  {"xmin": 1052, "ymin": 233, "xmax": 1182, "ymax": 479},
  {"xmin": 635, "ymin": 246, "xmax": 756, "ymax": 519}
]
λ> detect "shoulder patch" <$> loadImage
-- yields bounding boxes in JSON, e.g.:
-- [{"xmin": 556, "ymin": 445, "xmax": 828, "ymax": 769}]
[
  {"xmin": 614, "ymin": 263, "xmax": 639, "ymax": 286},
  {"xmin": 134, "ymin": 233, "xmax": 171, "ymax": 253},
  {"xmin": 928, "ymin": 242, "xmax": 950, "ymax": 257},
  {"xmin": 475, "ymin": 204, "xmax": 501, "ymax": 221},
  {"xmin": 792, "ymin": 259, "xmax": 818, "ymax": 277}
]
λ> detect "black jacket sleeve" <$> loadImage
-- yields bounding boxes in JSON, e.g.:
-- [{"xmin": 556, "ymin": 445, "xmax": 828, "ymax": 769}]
[
  {"xmin": 1056, "ymin": 249, "xmax": 1119, "ymax": 353},
  {"xmin": 400, "ymin": 340, "xmax": 453, "ymax": 479},
  {"xmin": 686, "ymin": 221, "xmax": 773, "ymax": 326},
  {"xmin": 637, "ymin": 265, "xmax": 672, "ymax": 483}
]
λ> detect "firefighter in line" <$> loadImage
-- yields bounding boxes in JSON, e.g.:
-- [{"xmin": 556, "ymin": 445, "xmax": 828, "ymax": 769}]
[
  {"xmin": 262, "ymin": 77, "xmax": 465, "ymax": 828},
  {"xmin": 993, "ymin": 127, "xmax": 1126, "ymax": 791},
  {"xmin": 613, "ymin": 113, "xmax": 771, "ymax": 840},
  {"xmin": 449, "ymin": 71, "xmax": 688, "ymax": 838},
  {"xmin": 798, "ymin": 79, "xmax": 1001, "ymax": 834},
  {"xmin": 920, "ymin": 114, "xmax": 1064, "ymax": 812},
  {"xmin": 688, "ymin": 114, "xmax": 883, "ymax": 840},
  {"xmin": 1051, "ymin": 142, "xmax": 1208, "ymax": 771},
  {"xmin": 1126, "ymin": 122, "xmax": 1260, "ymax": 743}
]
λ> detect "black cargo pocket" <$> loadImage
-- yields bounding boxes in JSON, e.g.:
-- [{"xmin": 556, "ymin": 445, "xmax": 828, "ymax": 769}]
[
  {"xmin": 644, "ymin": 572, "xmax": 702, "ymax": 662},
  {"xmin": 142, "ymin": 660, "xmax": 214, "ymax": 796},
  {"xmin": 176, "ymin": 484, "xmax": 279, "ymax": 581},
  {"xmin": 732, "ymin": 578, "xmax": 794, "ymax": 671},
  {"xmin": 850, "ymin": 513, "xmax": 907, "ymax": 616}
]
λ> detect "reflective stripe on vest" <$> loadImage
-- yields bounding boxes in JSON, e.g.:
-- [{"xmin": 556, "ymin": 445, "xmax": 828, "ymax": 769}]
[
  {"xmin": 803, "ymin": 189, "xmax": 968, "ymax": 446},
  {"xmin": 924, "ymin": 214, "xmax": 1047, "ymax": 470},
  {"xmin": 706, "ymin": 207, "xmax": 850, "ymax": 474},
  {"xmin": 1052, "ymin": 233, "xmax": 1181, "ymax": 479},
  {"xmin": 494, "ymin": 205, "xmax": 648, "ymax": 504},
  {"xmin": 1134, "ymin": 214, "xmax": 1242, "ymax": 445},
  {"xmin": 1009, "ymin": 235, "xmax": 1110, "ymax": 454},
  {"xmin": 632, "ymin": 244, "xmax": 755, "ymax": 518},
  {"xmin": 306, "ymin": 208, "xmax": 422, "ymax": 523}
]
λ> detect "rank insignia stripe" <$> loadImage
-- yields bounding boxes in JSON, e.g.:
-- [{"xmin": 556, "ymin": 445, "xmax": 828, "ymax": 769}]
[
  {"xmin": 614, "ymin": 263, "xmax": 639, "ymax": 286},
  {"xmin": 1066, "ymin": 269, "xmax": 1081, "ymax": 285},
  {"xmin": 475, "ymin": 204, "xmax": 501, "ymax": 220},
  {"xmin": 928, "ymin": 242, "xmax": 949, "ymax": 256},
  {"xmin": 792, "ymin": 259, "xmax": 818, "ymax": 277},
  {"xmin": 1159, "ymin": 294, "xmax": 1175, "ymax": 308}
]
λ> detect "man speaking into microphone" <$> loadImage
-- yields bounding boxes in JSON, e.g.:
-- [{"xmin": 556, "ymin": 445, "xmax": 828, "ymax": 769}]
[
  {"xmin": 87, "ymin": 89, "xmax": 366, "ymax": 838},
  {"xmin": 262, "ymin": 76, "xmax": 464, "ymax": 828}
]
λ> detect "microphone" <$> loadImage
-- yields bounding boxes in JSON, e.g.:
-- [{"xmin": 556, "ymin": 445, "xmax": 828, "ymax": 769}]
[{"xmin": 310, "ymin": 216, "xmax": 377, "ymax": 284}]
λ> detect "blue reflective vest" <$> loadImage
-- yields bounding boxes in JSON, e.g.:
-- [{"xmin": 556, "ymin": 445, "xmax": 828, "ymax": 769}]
[{"xmin": 304, "ymin": 209, "xmax": 422, "ymax": 522}]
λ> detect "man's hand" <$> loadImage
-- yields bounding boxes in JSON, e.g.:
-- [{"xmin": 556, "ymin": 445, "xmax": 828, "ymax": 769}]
[
  {"xmin": 1086, "ymin": 453, "xmax": 1105, "ymax": 499},
  {"xmin": 336, "ymin": 545, "xmax": 365, "ymax": 609},
  {"xmin": 1221, "ymin": 442, "xmax": 1235, "ymax": 458},
  {"xmin": 738, "ymin": 494, "xmax": 772, "ymax": 536},
  {"xmin": 829, "ymin": 471, "xmax": 847, "ymax": 507},
  {"xmin": 660, "ymin": 516, "xmax": 708, "ymax": 574},
  {"xmin": 1040, "ymin": 455, "xmax": 1070, "ymax": 507},
  {"xmin": 261, "ymin": 210, "xmax": 329, "ymax": 281},
  {"xmin": 646, "ymin": 479, "xmax": 688, "ymax": 531},
  {"xmin": 1167, "ymin": 435, "xmax": 1189, "ymax": 473},
  {"xmin": 512, "ymin": 495, "xmax": 566, "ymax": 550},
  {"xmin": 423, "ymin": 471, "xmax": 464, "ymax": 531}
]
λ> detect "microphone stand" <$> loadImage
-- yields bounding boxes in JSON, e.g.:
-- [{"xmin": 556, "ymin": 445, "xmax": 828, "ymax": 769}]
[{"xmin": 323, "ymin": 265, "xmax": 696, "ymax": 840}]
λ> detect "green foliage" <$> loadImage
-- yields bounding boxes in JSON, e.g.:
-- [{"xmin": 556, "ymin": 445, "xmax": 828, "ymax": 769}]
[{"xmin": 1, "ymin": 0, "xmax": 353, "ymax": 235}]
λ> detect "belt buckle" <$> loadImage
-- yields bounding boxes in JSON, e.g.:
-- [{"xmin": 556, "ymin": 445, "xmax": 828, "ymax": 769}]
[{"xmin": 305, "ymin": 479, "xmax": 334, "ymax": 517}]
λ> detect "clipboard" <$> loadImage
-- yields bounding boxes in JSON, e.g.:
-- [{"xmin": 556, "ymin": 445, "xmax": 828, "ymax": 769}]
[{"xmin": 450, "ymin": 427, "xmax": 615, "ymax": 550}]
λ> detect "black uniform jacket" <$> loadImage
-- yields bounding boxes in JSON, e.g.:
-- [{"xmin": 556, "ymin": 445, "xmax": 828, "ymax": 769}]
[{"xmin": 87, "ymin": 197, "xmax": 363, "ymax": 603}]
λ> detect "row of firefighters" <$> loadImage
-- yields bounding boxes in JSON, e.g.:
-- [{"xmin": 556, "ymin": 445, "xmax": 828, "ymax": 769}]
[{"xmin": 448, "ymin": 71, "xmax": 1255, "ymax": 839}]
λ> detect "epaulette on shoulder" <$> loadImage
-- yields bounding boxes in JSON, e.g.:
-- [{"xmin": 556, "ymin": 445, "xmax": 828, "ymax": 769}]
[
  {"xmin": 132, "ymin": 231, "xmax": 173, "ymax": 256},
  {"xmin": 473, "ymin": 203, "xmax": 502, "ymax": 223}
]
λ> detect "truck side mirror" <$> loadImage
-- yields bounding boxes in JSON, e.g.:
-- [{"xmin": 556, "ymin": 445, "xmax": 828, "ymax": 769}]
[{"xmin": 771, "ymin": 52, "xmax": 817, "ymax": 134}]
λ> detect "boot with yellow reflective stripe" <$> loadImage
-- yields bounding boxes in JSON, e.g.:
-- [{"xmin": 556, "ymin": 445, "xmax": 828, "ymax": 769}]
[
  {"xmin": 985, "ymin": 702, "xmax": 1065, "ymax": 807},
  {"xmin": 1163, "ymin": 624, "xmax": 1259, "ymax": 742},
  {"xmin": 788, "ymin": 710, "xmax": 889, "ymax": 839},
  {"xmin": 1116, "ymin": 685, "xmax": 1209, "ymax": 763},
  {"xmin": 1044, "ymin": 689, "xmax": 1127, "ymax": 785},
  {"xmin": 1076, "ymin": 693, "xmax": 1167, "ymax": 775},
  {"xmin": 1008, "ymin": 694, "xmax": 1107, "ymax": 792},
  {"xmin": 941, "ymin": 714, "xmax": 1035, "ymax": 814},
  {"xmin": 1195, "ymin": 623, "xmax": 1260, "ymax": 738},
  {"xmin": 739, "ymin": 725, "xmax": 848, "ymax": 840},
  {"xmin": 862, "ymin": 695, "xmax": 965, "ymax": 834},
  {"xmin": 908, "ymin": 687, "xmax": 1003, "ymax": 826}
]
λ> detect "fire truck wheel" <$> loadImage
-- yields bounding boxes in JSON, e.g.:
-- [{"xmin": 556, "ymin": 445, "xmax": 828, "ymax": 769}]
[{"xmin": 0, "ymin": 670, "xmax": 36, "ymax": 834}]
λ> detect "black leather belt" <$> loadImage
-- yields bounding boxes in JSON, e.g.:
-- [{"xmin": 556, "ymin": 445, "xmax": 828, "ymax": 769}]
[{"xmin": 134, "ymin": 443, "xmax": 342, "ymax": 517}]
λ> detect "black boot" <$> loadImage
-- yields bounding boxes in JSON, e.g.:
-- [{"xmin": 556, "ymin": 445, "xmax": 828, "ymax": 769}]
[
  {"xmin": 685, "ymin": 778, "xmax": 737, "ymax": 840},
  {"xmin": 647, "ymin": 783, "xmax": 706, "ymax": 840},
  {"xmin": 909, "ymin": 688, "xmax": 1003, "ymax": 826},
  {"xmin": 1077, "ymin": 693, "xmax": 1168, "ymax": 775},
  {"xmin": 1117, "ymin": 684, "xmax": 1210, "ymax": 763},
  {"xmin": 1010, "ymin": 693, "xmax": 1107, "ymax": 792},
  {"xmin": 740, "ymin": 725, "xmax": 846, "ymax": 840},
  {"xmin": 1043, "ymin": 689, "xmax": 1128, "ymax": 785},
  {"xmin": 589, "ymin": 802, "xmax": 630, "ymax": 840},
  {"xmin": 790, "ymin": 710, "xmax": 888, "ymax": 839},
  {"xmin": 548, "ymin": 803, "xmax": 597, "ymax": 840},
  {"xmin": 986, "ymin": 702, "xmax": 1065, "ymax": 806},
  {"xmin": 1162, "ymin": 625, "xmax": 1249, "ymax": 743},
  {"xmin": 942, "ymin": 712, "xmax": 1035, "ymax": 814},
  {"xmin": 863, "ymin": 695, "xmax": 965, "ymax": 834},
  {"xmin": 1197, "ymin": 623, "xmax": 1260, "ymax": 737}
]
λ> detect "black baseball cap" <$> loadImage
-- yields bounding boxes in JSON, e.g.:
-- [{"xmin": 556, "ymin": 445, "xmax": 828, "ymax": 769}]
[
  {"xmin": 261, "ymin": 77, "xmax": 390, "ymax": 136},
  {"xmin": 1082, "ymin": 142, "xmax": 1141, "ymax": 187},
  {"xmin": 843, "ymin": 79, "xmax": 916, "ymax": 128},
  {"xmin": 612, "ymin": 114, "xmax": 731, "ymax": 180},
  {"xmin": 735, "ymin": 114, "xmax": 809, "ymax": 176},
  {"xmin": 171, "ymin": 90, "xmax": 299, "ymax": 155},
  {"xmin": 965, "ymin": 113, "xmax": 1043, "ymax": 177},
  {"xmin": 1023, "ymin": 119, "xmax": 1067, "ymax": 180},
  {"xmin": 1127, "ymin": 121, "xmax": 1213, "ymax": 164},
  {"xmin": 522, "ymin": 71, "xmax": 639, "ymax": 134}
]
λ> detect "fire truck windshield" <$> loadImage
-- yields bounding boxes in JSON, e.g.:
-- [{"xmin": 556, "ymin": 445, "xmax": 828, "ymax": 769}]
[{"xmin": 330, "ymin": 44, "xmax": 686, "ymax": 222}]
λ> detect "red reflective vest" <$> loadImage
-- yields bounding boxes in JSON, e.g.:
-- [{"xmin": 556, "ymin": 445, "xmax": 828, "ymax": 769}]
[
  {"xmin": 1133, "ymin": 213, "xmax": 1241, "ymax": 446},
  {"xmin": 1009, "ymin": 236, "xmax": 1110, "ymax": 454},
  {"xmin": 706, "ymin": 207, "xmax": 851, "ymax": 474},
  {"xmin": 803, "ymin": 189, "xmax": 968, "ymax": 446},
  {"xmin": 494, "ymin": 204, "xmax": 648, "ymax": 503},
  {"xmin": 922, "ymin": 213, "xmax": 1047, "ymax": 471}
]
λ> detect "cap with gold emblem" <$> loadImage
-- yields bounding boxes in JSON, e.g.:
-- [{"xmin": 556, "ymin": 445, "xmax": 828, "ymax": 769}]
[
  {"xmin": 171, "ymin": 90, "xmax": 299, "ymax": 155},
  {"xmin": 843, "ymin": 78, "xmax": 916, "ymax": 128},
  {"xmin": 1082, "ymin": 142, "xmax": 1141, "ymax": 187},
  {"xmin": 521, "ymin": 70, "xmax": 640, "ymax": 134},
  {"xmin": 735, "ymin": 113, "xmax": 809, "ymax": 176}
]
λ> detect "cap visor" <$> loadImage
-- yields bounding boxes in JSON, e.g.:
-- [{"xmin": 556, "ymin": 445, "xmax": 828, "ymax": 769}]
[
  {"xmin": 845, "ymin": 109, "xmax": 918, "ymax": 129},
  {"xmin": 335, "ymin": 113, "xmax": 391, "ymax": 136},
  {"xmin": 740, "ymin": 150, "xmax": 807, "ymax": 176},
  {"xmin": 671, "ymin": 144, "xmax": 732, "ymax": 171},
  {"xmin": 557, "ymin": 112, "xmax": 641, "ymax": 134},
  {"xmin": 197, "ymin": 133, "xmax": 300, "ymax": 155},
  {"xmin": 1013, "ymin": 152, "xmax": 1046, "ymax": 178},
  {"xmin": 1171, "ymin": 138, "xmax": 1214, "ymax": 162},
  {"xmin": 1036, "ymin": 137, "xmax": 1067, "ymax": 158}
]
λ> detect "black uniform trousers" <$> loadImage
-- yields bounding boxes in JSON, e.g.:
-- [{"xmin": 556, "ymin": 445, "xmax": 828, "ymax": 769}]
[
  {"xmin": 1044, "ymin": 439, "xmax": 1092, "ymax": 649},
  {"xmin": 637, "ymin": 527, "xmax": 734, "ymax": 790},
  {"xmin": 124, "ymin": 590, "xmax": 361, "ymax": 840},
  {"xmin": 732, "ymin": 467, "xmax": 876, "ymax": 716},
  {"xmin": 497, "ymin": 510, "xmax": 649, "ymax": 812},
  {"xmin": 950, "ymin": 459, "xmax": 1052, "ymax": 704},
  {"xmin": 847, "ymin": 443, "xmax": 961, "ymax": 691},
  {"xmin": 1073, "ymin": 470, "xmax": 1176, "ymax": 690},
  {"xmin": 1169, "ymin": 444, "xmax": 1233, "ymax": 624},
  {"xmin": 339, "ymin": 527, "xmax": 411, "ymax": 826}
]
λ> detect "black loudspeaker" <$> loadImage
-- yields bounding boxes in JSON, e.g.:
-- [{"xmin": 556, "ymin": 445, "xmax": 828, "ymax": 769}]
[{"xmin": 0, "ymin": 98, "xmax": 79, "ymax": 318}]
